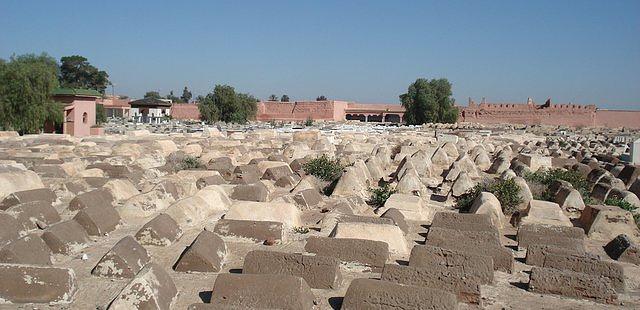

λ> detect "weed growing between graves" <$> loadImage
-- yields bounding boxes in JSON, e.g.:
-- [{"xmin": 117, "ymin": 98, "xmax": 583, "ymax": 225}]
[
  {"xmin": 605, "ymin": 197, "xmax": 637, "ymax": 212},
  {"xmin": 455, "ymin": 183, "xmax": 483, "ymax": 211},
  {"xmin": 456, "ymin": 178, "xmax": 523, "ymax": 215},
  {"xmin": 304, "ymin": 116, "xmax": 314, "ymax": 126},
  {"xmin": 179, "ymin": 156, "xmax": 203, "ymax": 170},
  {"xmin": 367, "ymin": 183, "xmax": 396, "ymax": 208},
  {"xmin": 524, "ymin": 168, "xmax": 592, "ymax": 204},
  {"xmin": 303, "ymin": 154, "xmax": 344, "ymax": 182},
  {"xmin": 292, "ymin": 226, "xmax": 310, "ymax": 234}
]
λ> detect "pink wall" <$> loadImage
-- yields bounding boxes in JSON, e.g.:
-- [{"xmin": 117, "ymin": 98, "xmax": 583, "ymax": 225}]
[
  {"xmin": 256, "ymin": 101, "xmax": 339, "ymax": 121},
  {"xmin": 65, "ymin": 99, "xmax": 96, "ymax": 137},
  {"xmin": 171, "ymin": 104, "xmax": 201, "ymax": 120},
  {"xmin": 247, "ymin": 99, "xmax": 639, "ymax": 128},
  {"xmin": 595, "ymin": 110, "xmax": 640, "ymax": 129}
]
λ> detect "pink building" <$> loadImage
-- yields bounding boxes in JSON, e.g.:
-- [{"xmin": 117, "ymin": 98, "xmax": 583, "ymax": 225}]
[
  {"xmin": 51, "ymin": 88, "xmax": 101, "ymax": 137},
  {"xmin": 256, "ymin": 100, "xmax": 405, "ymax": 123},
  {"xmin": 98, "ymin": 95, "xmax": 131, "ymax": 119}
]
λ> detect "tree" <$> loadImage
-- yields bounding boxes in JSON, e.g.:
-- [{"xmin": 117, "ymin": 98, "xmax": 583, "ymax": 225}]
[
  {"xmin": 144, "ymin": 91, "xmax": 161, "ymax": 99},
  {"xmin": 280, "ymin": 94, "xmax": 290, "ymax": 102},
  {"xmin": 316, "ymin": 95, "xmax": 327, "ymax": 101},
  {"xmin": 198, "ymin": 84, "xmax": 258, "ymax": 124},
  {"xmin": 268, "ymin": 94, "xmax": 278, "ymax": 101},
  {"xmin": 59, "ymin": 55, "xmax": 110, "ymax": 94},
  {"xmin": 165, "ymin": 90, "xmax": 181, "ymax": 103},
  {"xmin": 95, "ymin": 103, "xmax": 107, "ymax": 125},
  {"xmin": 400, "ymin": 78, "xmax": 458, "ymax": 125},
  {"xmin": 0, "ymin": 53, "xmax": 63, "ymax": 134},
  {"xmin": 181, "ymin": 86, "xmax": 192, "ymax": 103}
]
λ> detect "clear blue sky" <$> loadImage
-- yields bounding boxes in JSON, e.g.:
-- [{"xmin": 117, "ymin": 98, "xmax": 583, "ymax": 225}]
[{"xmin": 1, "ymin": 0, "xmax": 639, "ymax": 109}]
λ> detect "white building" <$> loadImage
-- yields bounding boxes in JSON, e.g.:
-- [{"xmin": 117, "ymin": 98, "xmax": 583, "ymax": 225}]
[{"xmin": 129, "ymin": 98, "xmax": 172, "ymax": 123}]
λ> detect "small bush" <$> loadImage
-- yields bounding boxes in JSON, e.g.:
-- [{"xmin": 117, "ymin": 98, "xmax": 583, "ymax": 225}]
[
  {"xmin": 524, "ymin": 169, "xmax": 589, "ymax": 192},
  {"xmin": 303, "ymin": 154, "xmax": 344, "ymax": 182},
  {"xmin": 580, "ymin": 188, "xmax": 595, "ymax": 205},
  {"xmin": 488, "ymin": 178, "xmax": 523, "ymax": 215},
  {"xmin": 456, "ymin": 183, "xmax": 484, "ymax": 211},
  {"xmin": 525, "ymin": 168, "xmax": 590, "ymax": 204},
  {"xmin": 605, "ymin": 197, "xmax": 636, "ymax": 212},
  {"xmin": 455, "ymin": 178, "xmax": 523, "ymax": 215},
  {"xmin": 304, "ymin": 116, "xmax": 313, "ymax": 126},
  {"xmin": 292, "ymin": 226, "xmax": 309, "ymax": 234},
  {"xmin": 634, "ymin": 214, "xmax": 640, "ymax": 230},
  {"xmin": 367, "ymin": 183, "xmax": 396, "ymax": 208},
  {"xmin": 179, "ymin": 156, "xmax": 203, "ymax": 170}
]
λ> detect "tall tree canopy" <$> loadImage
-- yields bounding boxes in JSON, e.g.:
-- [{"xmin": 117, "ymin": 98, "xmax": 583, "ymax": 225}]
[
  {"xmin": 316, "ymin": 95, "xmax": 327, "ymax": 101},
  {"xmin": 280, "ymin": 94, "xmax": 290, "ymax": 102},
  {"xmin": 400, "ymin": 78, "xmax": 458, "ymax": 125},
  {"xmin": 181, "ymin": 86, "xmax": 192, "ymax": 103},
  {"xmin": 144, "ymin": 91, "xmax": 161, "ymax": 99},
  {"xmin": 0, "ymin": 53, "xmax": 63, "ymax": 134},
  {"xmin": 268, "ymin": 94, "xmax": 278, "ymax": 101},
  {"xmin": 59, "ymin": 55, "xmax": 110, "ymax": 94},
  {"xmin": 198, "ymin": 84, "xmax": 258, "ymax": 124},
  {"xmin": 165, "ymin": 90, "xmax": 181, "ymax": 103}
]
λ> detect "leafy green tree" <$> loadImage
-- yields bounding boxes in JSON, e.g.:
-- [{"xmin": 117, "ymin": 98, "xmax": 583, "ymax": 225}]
[
  {"xmin": 165, "ymin": 90, "xmax": 182, "ymax": 103},
  {"xmin": 144, "ymin": 91, "xmax": 161, "ymax": 99},
  {"xmin": 95, "ymin": 103, "xmax": 107, "ymax": 125},
  {"xmin": 316, "ymin": 95, "xmax": 327, "ymax": 101},
  {"xmin": 400, "ymin": 78, "xmax": 458, "ymax": 125},
  {"xmin": 59, "ymin": 55, "xmax": 110, "ymax": 94},
  {"xmin": 197, "ymin": 93, "xmax": 219, "ymax": 123},
  {"xmin": 280, "ymin": 94, "xmax": 290, "ymax": 102},
  {"xmin": 181, "ymin": 86, "xmax": 192, "ymax": 103},
  {"xmin": 197, "ymin": 84, "xmax": 258, "ymax": 124},
  {"xmin": 268, "ymin": 94, "xmax": 278, "ymax": 101},
  {"xmin": 0, "ymin": 53, "xmax": 63, "ymax": 134}
]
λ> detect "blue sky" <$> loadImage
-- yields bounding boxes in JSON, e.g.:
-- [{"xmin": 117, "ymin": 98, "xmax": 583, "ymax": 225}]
[{"xmin": 1, "ymin": 0, "xmax": 639, "ymax": 109}]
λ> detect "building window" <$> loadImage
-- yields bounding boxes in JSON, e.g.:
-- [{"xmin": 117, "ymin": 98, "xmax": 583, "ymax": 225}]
[{"xmin": 82, "ymin": 112, "xmax": 88, "ymax": 124}]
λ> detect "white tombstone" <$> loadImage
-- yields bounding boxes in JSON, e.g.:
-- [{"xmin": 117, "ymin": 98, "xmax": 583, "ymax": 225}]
[{"xmin": 632, "ymin": 138, "xmax": 640, "ymax": 165}]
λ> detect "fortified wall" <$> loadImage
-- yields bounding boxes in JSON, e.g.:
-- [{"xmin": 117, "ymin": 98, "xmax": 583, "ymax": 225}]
[
  {"xmin": 175, "ymin": 98, "xmax": 637, "ymax": 128},
  {"xmin": 459, "ymin": 98, "xmax": 640, "ymax": 129}
]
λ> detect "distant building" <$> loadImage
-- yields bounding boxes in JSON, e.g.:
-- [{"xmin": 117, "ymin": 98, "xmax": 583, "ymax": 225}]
[
  {"xmin": 50, "ymin": 88, "xmax": 102, "ymax": 137},
  {"xmin": 98, "ymin": 95, "xmax": 131, "ymax": 119},
  {"xmin": 129, "ymin": 98, "xmax": 172, "ymax": 123},
  {"xmin": 256, "ymin": 100, "xmax": 405, "ymax": 123}
]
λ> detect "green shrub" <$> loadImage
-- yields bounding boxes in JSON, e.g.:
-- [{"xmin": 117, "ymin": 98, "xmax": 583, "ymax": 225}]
[
  {"xmin": 634, "ymin": 214, "xmax": 640, "ymax": 230},
  {"xmin": 303, "ymin": 154, "xmax": 344, "ymax": 182},
  {"xmin": 524, "ymin": 169, "xmax": 589, "ymax": 192},
  {"xmin": 367, "ymin": 183, "xmax": 396, "ymax": 208},
  {"xmin": 179, "ymin": 156, "xmax": 203, "ymax": 170},
  {"xmin": 455, "ymin": 179, "xmax": 523, "ymax": 215},
  {"xmin": 524, "ymin": 168, "xmax": 590, "ymax": 204},
  {"xmin": 292, "ymin": 226, "xmax": 310, "ymax": 234},
  {"xmin": 605, "ymin": 197, "xmax": 636, "ymax": 212},
  {"xmin": 487, "ymin": 178, "xmax": 523, "ymax": 215},
  {"xmin": 304, "ymin": 116, "xmax": 313, "ymax": 126},
  {"xmin": 580, "ymin": 189, "xmax": 595, "ymax": 205},
  {"xmin": 456, "ymin": 183, "xmax": 484, "ymax": 211}
]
